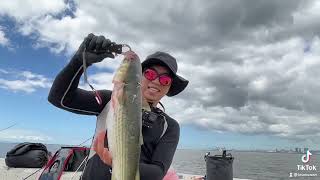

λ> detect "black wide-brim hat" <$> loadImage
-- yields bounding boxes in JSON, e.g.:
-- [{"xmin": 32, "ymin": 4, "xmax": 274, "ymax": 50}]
[{"xmin": 141, "ymin": 51, "xmax": 189, "ymax": 96}]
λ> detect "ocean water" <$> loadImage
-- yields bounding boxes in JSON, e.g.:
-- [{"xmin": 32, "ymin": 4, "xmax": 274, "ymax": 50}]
[{"xmin": 172, "ymin": 149, "xmax": 319, "ymax": 180}]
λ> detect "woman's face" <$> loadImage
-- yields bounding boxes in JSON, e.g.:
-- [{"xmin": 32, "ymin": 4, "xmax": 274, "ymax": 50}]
[{"xmin": 141, "ymin": 65, "xmax": 172, "ymax": 105}]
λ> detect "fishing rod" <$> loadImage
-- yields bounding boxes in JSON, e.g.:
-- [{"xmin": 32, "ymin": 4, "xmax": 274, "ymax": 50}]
[
  {"xmin": 78, "ymin": 136, "xmax": 93, "ymax": 146},
  {"xmin": 0, "ymin": 123, "xmax": 18, "ymax": 132}
]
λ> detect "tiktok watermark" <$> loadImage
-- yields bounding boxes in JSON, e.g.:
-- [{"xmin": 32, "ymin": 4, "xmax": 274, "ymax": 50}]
[{"xmin": 289, "ymin": 150, "xmax": 318, "ymax": 178}]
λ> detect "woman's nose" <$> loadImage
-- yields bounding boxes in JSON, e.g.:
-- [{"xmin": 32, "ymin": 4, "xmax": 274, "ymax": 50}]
[{"xmin": 152, "ymin": 77, "xmax": 161, "ymax": 85}]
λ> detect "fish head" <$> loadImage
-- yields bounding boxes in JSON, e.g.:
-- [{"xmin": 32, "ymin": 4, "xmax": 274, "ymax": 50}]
[
  {"xmin": 113, "ymin": 51, "xmax": 142, "ymax": 86},
  {"xmin": 112, "ymin": 51, "xmax": 143, "ymax": 108}
]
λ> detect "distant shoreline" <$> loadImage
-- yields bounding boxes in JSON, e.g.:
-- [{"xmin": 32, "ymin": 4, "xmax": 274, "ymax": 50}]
[
  {"xmin": 176, "ymin": 148, "xmax": 320, "ymax": 155},
  {"xmin": 1, "ymin": 142, "xmax": 319, "ymax": 157}
]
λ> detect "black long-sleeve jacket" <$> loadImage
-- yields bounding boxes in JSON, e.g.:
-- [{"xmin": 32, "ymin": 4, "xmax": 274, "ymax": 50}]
[{"xmin": 47, "ymin": 55, "xmax": 180, "ymax": 180}]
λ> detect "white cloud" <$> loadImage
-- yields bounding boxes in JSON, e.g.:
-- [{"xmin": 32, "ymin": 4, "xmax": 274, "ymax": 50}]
[
  {"xmin": 157, "ymin": 36, "xmax": 320, "ymax": 143},
  {"xmin": 0, "ymin": 0, "xmax": 66, "ymax": 21},
  {"xmin": 94, "ymin": 56, "xmax": 123, "ymax": 71},
  {"xmin": 79, "ymin": 72, "xmax": 114, "ymax": 91},
  {"xmin": 0, "ymin": 69, "xmax": 9, "ymax": 74},
  {"xmin": 20, "ymin": 9, "xmax": 99, "ymax": 54},
  {"xmin": 0, "ymin": 27, "xmax": 9, "ymax": 46},
  {"xmin": 0, "ymin": 128, "xmax": 52, "ymax": 142},
  {"xmin": 0, "ymin": 69, "xmax": 51, "ymax": 93}
]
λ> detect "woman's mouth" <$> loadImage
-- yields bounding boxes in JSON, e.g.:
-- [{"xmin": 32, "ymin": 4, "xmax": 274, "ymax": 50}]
[{"xmin": 148, "ymin": 86, "xmax": 160, "ymax": 92}]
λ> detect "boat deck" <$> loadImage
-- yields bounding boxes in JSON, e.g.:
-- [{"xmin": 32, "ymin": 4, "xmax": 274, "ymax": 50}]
[{"xmin": 0, "ymin": 158, "xmax": 250, "ymax": 180}]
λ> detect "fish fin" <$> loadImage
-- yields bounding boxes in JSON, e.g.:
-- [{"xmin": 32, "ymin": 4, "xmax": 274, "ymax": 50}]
[
  {"xmin": 106, "ymin": 105, "xmax": 114, "ymax": 157},
  {"xmin": 142, "ymin": 98, "xmax": 151, "ymax": 111},
  {"xmin": 140, "ymin": 130, "xmax": 144, "ymax": 145},
  {"xmin": 135, "ymin": 168, "xmax": 140, "ymax": 180}
]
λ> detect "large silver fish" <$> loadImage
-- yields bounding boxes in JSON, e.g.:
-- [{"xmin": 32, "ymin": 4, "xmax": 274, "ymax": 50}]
[{"xmin": 93, "ymin": 51, "xmax": 149, "ymax": 180}]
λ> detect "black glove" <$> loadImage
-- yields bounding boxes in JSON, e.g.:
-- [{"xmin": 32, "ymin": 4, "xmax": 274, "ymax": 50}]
[{"xmin": 75, "ymin": 33, "xmax": 115, "ymax": 66}]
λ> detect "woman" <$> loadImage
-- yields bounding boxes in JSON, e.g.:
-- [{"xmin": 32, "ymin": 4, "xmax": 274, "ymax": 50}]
[{"xmin": 48, "ymin": 33, "xmax": 188, "ymax": 180}]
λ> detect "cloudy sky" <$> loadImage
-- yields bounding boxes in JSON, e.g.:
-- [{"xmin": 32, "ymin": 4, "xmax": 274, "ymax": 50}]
[{"xmin": 0, "ymin": 0, "xmax": 320, "ymax": 150}]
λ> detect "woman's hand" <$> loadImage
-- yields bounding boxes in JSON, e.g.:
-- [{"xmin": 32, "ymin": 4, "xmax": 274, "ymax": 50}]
[
  {"xmin": 75, "ymin": 33, "xmax": 115, "ymax": 66},
  {"xmin": 93, "ymin": 131, "xmax": 112, "ymax": 166}
]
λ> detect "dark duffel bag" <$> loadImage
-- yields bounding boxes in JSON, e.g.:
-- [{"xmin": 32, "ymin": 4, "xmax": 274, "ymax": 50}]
[
  {"xmin": 205, "ymin": 150, "xmax": 234, "ymax": 180},
  {"xmin": 5, "ymin": 142, "xmax": 48, "ymax": 168}
]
